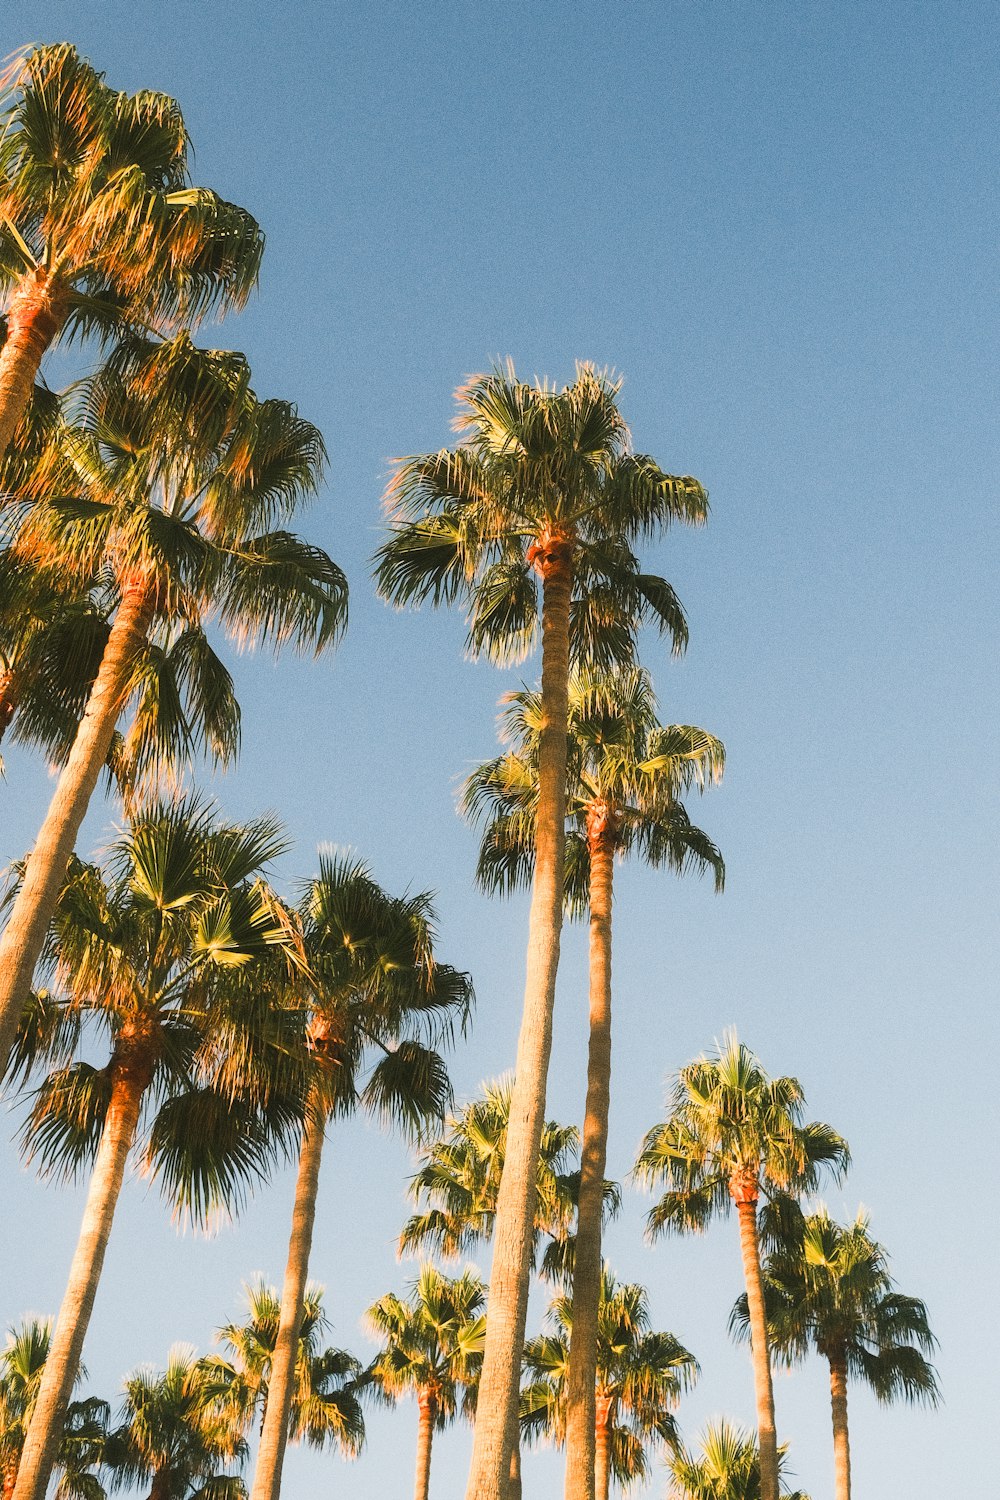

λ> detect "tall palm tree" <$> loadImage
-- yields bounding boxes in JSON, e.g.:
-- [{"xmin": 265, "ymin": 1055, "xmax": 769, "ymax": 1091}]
[
  {"xmin": 730, "ymin": 1209, "xmax": 938, "ymax": 1500},
  {"xmin": 375, "ymin": 363, "xmax": 707, "ymax": 1500},
  {"xmin": 0, "ymin": 1321, "xmax": 108, "ymax": 1500},
  {"xmin": 201, "ymin": 1280, "xmax": 366, "ymax": 1460},
  {"xmin": 102, "ymin": 1348, "xmax": 246, "ymax": 1500},
  {"xmin": 634, "ymin": 1036, "xmax": 849, "ymax": 1500},
  {"xmin": 666, "ymin": 1421, "xmax": 809, "ymax": 1500},
  {"xmin": 466, "ymin": 667, "xmax": 724, "ymax": 1500},
  {"xmin": 249, "ymin": 853, "xmax": 473, "ymax": 1500},
  {"xmin": 367, "ymin": 1266, "xmax": 486, "ymax": 1500},
  {"xmin": 0, "ymin": 43, "xmax": 263, "ymax": 456},
  {"xmin": 522, "ymin": 1268, "xmax": 698, "ymax": 1500},
  {"xmin": 6, "ymin": 798, "xmax": 301, "ymax": 1500},
  {"xmin": 0, "ymin": 332, "xmax": 347, "ymax": 1069}
]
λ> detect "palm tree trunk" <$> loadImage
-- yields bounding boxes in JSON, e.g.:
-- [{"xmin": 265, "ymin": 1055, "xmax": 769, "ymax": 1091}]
[
  {"xmin": 465, "ymin": 536, "xmax": 572, "ymax": 1500},
  {"xmin": 564, "ymin": 833, "xmax": 615, "ymax": 1500},
  {"xmin": 0, "ymin": 668, "xmax": 18, "ymax": 743},
  {"xmin": 414, "ymin": 1390, "xmax": 437, "ymax": 1500},
  {"xmin": 734, "ymin": 1196, "xmax": 780, "ymax": 1500},
  {"xmin": 593, "ymin": 1396, "xmax": 613, "ymax": 1500},
  {"xmin": 508, "ymin": 1441, "xmax": 522, "ymax": 1500},
  {"xmin": 11, "ymin": 1047, "xmax": 151, "ymax": 1500},
  {"xmin": 0, "ymin": 583, "xmax": 152, "ymax": 1072},
  {"xmin": 250, "ymin": 1089, "xmax": 327, "ymax": 1500},
  {"xmin": 0, "ymin": 270, "xmax": 66, "ymax": 459},
  {"xmin": 829, "ymin": 1351, "xmax": 851, "ymax": 1500}
]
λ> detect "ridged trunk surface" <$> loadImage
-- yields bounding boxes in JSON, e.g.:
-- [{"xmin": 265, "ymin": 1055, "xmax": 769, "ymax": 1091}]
[
  {"xmin": 465, "ymin": 538, "xmax": 572, "ymax": 1500},
  {"xmin": 563, "ymin": 832, "xmax": 615, "ymax": 1500},
  {"xmin": 0, "ymin": 585, "xmax": 152, "ymax": 1072},
  {"xmin": 734, "ymin": 1194, "xmax": 780, "ymax": 1500},
  {"xmin": 829, "ymin": 1350, "xmax": 852, "ymax": 1500},
  {"xmin": 594, "ymin": 1395, "xmax": 614, "ymax": 1500},
  {"xmin": 0, "ymin": 270, "xmax": 66, "ymax": 458},
  {"xmin": 12, "ymin": 1045, "xmax": 151, "ymax": 1500},
  {"xmin": 414, "ymin": 1390, "xmax": 437, "ymax": 1500},
  {"xmin": 249, "ymin": 1091, "xmax": 327, "ymax": 1500}
]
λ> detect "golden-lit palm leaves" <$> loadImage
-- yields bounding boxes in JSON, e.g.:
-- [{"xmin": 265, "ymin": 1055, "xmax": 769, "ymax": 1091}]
[
  {"xmin": 666, "ymin": 1421, "xmax": 809, "ymax": 1500},
  {"xmin": 0, "ymin": 1321, "xmax": 108, "ymax": 1500},
  {"xmin": 522, "ymin": 1270, "xmax": 698, "ymax": 1498},
  {"xmin": 0, "ymin": 44, "xmax": 264, "ymax": 454}
]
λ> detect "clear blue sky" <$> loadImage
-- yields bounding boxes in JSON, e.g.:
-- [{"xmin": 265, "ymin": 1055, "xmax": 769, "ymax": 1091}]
[{"xmin": 2, "ymin": 2, "xmax": 997, "ymax": 1496}]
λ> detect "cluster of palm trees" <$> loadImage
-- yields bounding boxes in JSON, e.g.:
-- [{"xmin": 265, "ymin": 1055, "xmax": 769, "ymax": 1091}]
[{"xmin": 0, "ymin": 39, "xmax": 938, "ymax": 1500}]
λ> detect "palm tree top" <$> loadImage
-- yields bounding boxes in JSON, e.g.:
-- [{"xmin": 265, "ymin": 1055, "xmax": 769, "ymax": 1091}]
[
  {"xmin": 667, "ymin": 1419, "xmax": 810, "ymax": 1500},
  {"xmin": 366, "ymin": 1264, "xmax": 486, "ymax": 1427}
]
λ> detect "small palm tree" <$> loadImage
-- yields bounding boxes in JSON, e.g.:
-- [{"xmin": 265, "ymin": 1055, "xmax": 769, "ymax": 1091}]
[
  {"xmin": 367, "ymin": 1266, "xmax": 486, "ymax": 1500},
  {"xmin": 0, "ymin": 43, "xmax": 263, "ymax": 455},
  {"xmin": 0, "ymin": 1320, "xmax": 108, "ymax": 1500},
  {"xmin": 376, "ymin": 363, "xmax": 707, "ymax": 1500},
  {"xmin": 466, "ymin": 666, "xmax": 724, "ymax": 1500},
  {"xmin": 0, "ymin": 332, "xmax": 347, "ymax": 1068},
  {"xmin": 730, "ymin": 1208, "xmax": 938, "ymax": 1500},
  {"xmin": 666, "ymin": 1420, "xmax": 809, "ymax": 1500},
  {"xmin": 522, "ymin": 1268, "xmax": 697, "ymax": 1500},
  {"xmin": 6, "ymin": 798, "xmax": 300, "ymax": 1500},
  {"xmin": 102, "ymin": 1347, "xmax": 246, "ymax": 1500},
  {"xmin": 201, "ymin": 1280, "xmax": 365, "ymax": 1459},
  {"xmin": 248, "ymin": 854, "xmax": 472, "ymax": 1500},
  {"xmin": 634, "ymin": 1036, "xmax": 849, "ymax": 1500}
]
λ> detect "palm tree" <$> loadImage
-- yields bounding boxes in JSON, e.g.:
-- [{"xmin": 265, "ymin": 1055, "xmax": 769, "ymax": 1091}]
[
  {"xmin": 634, "ymin": 1036, "xmax": 849, "ymax": 1500},
  {"xmin": 201, "ymin": 1280, "xmax": 366, "ymax": 1460},
  {"xmin": 522, "ymin": 1268, "xmax": 697, "ymax": 1500},
  {"xmin": 249, "ymin": 853, "xmax": 473, "ymax": 1500},
  {"xmin": 666, "ymin": 1421, "xmax": 809, "ymax": 1500},
  {"xmin": 730, "ymin": 1209, "xmax": 938, "ymax": 1500},
  {"xmin": 367, "ymin": 1266, "xmax": 486, "ymax": 1500},
  {"xmin": 466, "ymin": 667, "xmax": 724, "ymax": 1500},
  {"xmin": 375, "ymin": 362, "xmax": 707, "ymax": 1500},
  {"xmin": 6, "ymin": 797, "xmax": 301, "ymax": 1500},
  {"xmin": 102, "ymin": 1347, "xmax": 246, "ymax": 1500},
  {"xmin": 0, "ymin": 331, "xmax": 347, "ymax": 1069},
  {"xmin": 0, "ymin": 43, "xmax": 263, "ymax": 456},
  {"xmin": 0, "ymin": 1320, "xmax": 108, "ymax": 1500}
]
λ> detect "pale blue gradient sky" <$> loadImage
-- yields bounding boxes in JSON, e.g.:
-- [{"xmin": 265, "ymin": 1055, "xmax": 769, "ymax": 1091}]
[{"xmin": 2, "ymin": 3, "xmax": 997, "ymax": 1497}]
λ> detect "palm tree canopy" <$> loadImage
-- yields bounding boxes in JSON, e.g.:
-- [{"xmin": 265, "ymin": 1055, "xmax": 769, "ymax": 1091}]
[
  {"xmin": 463, "ymin": 667, "xmax": 725, "ymax": 911},
  {"xmin": 0, "ymin": 1319, "xmax": 109, "ymax": 1500},
  {"xmin": 102, "ymin": 1346, "xmax": 247, "ymax": 1500},
  {"xmin": 200, "ymin": 1280, "xmax": 366, "ymax": 1457},
  {"xmin": 375, "ymin": 363, "xmax": 706, "ymax": 668},
  {"xmin": 522, "ymin": 1268, "xmax": 698, "ymax": 1488},
  {"xmin": 666, "ymin": 1420, "xmax": 809, "ymax": 1500},
  {"xmin": 366, "ymin": 1265, "xmax": 486, "ymax": 1429},
  {"xmin": 730, "ymin": 1207, "xmax": 940, "ymax": 1405},
  {"xmin": 398, "ymin": 1077, "xmax": 620, "ymax": 1277},
  {"xmin": 0, "ymin": 44, "xmax": 263, "ymax": 336},
  {"xmin": 634, "ymin": 1033, "xmax": 850, "ymax": 1238},
  {"xmin": 4, "ymin": 795, "xmax": 304, "ymax": 1224},
  {"xmin": 296, "ymin": 850, "xmax": 473, "ymax": 1133}
]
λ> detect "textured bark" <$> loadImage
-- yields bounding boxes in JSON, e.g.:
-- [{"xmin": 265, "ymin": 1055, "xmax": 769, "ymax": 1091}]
[
  {"xmin": 0, "ymin": 270, "xmax": 67, "ymax": 459},
  {"xmin": 508, "ymin": 1442, "xmax": 522, "ymax": 1500},
  {"xmin": 0, "ymin": 669, "xmax": 18, "ymax": 743},
  {"xmin": 563, "ymin": 828, "xmax": 616, "ymax": 1500},
  {"xmin": 594, "ymin": 1395, "xmax": 614, "ymax": 1500},
  {"xmin": 0, "ymin": 584, "xmax": 152, "ymax": 1073},
  {"xmin": 829, "ymin": 1350, "xmax": 852, "ymax": 1500},
  {"xmin": 734, "ymin": 1193, "xmax": 780, "ymax": 1500},
  {"xmin": 249, "ymin": 1091, "xmax": 327, "ymax": 1500},
  {"xmin": 414, "ymin": 1390, "xmax": 437, "ymax": 1500},
  {"xmin": 12, "ymin": 1043, "xmax": 151, "ymax": 1500},
  {"xmin": 3, "ymin": 1457, "xmax": 18, "ymax": 1500},
  {"xmin": 465, "ymin": 534, "xmax": 573, "ymax": 1500}
]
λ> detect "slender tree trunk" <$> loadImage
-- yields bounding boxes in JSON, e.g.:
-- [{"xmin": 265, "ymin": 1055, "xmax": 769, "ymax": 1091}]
[
  {"xmin": 0, "ymin": 270, "xmax": 66, "ymax": 460},
  {"xmin": 733, "ymin": 1191, "xmax": 780, "ymax": 1500},
  {"xmin": 250, "ymin": 1089, "xmax": 327, "ymax": 1500},
  {"xmin": 414, "ymin": 1390, "xmax": 437, "ymax": 1500},
  {"xmin": 465, "ymin": 535, "xmax": 572, "ymax": 1500},
  {"xmin": 3, "ymin": 1458, "xmax": 18, "ymax": 1500},
  {"xmin": 0, "ymin": 669, "xmax": 18, "ymax": 743},
  {"xmin": 12, "ymin": 1046, "xmax": 151, "ymax": 1500},
  {"xmin": 508, "ymin": 1441, "xmax": 522, "ymax": 1500},
  {"xmin": 564, "ymin": 829, "xmax": 615, "ymax": 1500},
  {"xmin": 0, "ymin": 584, "xmax": 152, "ymax": 1072},
  {"xmin": 593, "ymin": 1396, "xmax": 613, "ymax": 1500},
  {"xmin": 829, "ymin": 1350, "xmax": 851, "ymax": 1500}
]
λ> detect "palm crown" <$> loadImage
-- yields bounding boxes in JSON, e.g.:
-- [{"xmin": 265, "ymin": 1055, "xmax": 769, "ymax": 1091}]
[
  {"xmin": 366, "ymin": 1266, "xmax": 486, "ymax": 1428},
  {"xmin": 666, "ymin": 1421, "xmax": 809, "ymax": 1500},
  {"xmin": 0, "ymin": 1321, "xmax": 108, "ymax": 1500},
  {"xmin": 375, "ymin": 362, "xmax": 704, "ymax": 666}
]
